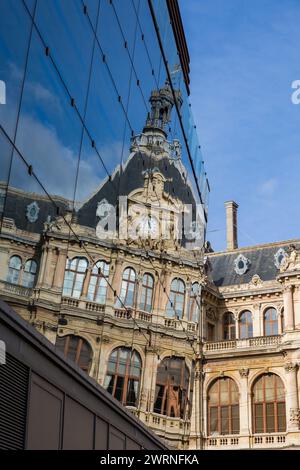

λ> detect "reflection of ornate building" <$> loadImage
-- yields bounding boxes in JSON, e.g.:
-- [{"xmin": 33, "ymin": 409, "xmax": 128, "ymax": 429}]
[{"xmin": 1, "ymin": 84, "xmax": 300, "ymax": 450}]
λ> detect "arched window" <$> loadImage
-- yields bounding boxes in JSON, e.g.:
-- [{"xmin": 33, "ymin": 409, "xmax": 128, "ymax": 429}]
[
  {"xmin": 239, "ymin": 311, "xmax": 253, "ymax": 338},
  {"xmin": 188, "ymin": 282, "xmax": 200, "ymax": 322},
  {"xmin": 55, "ymin": 335, "xmax": 92, "ymax": 372},
  {"xmin": 104, "ymin": 347, "xmax": 141, "ymax": 406},
  {"xmin": 117, "ymin": 268, "xmax": 136, "ymax": 307},
  {"xmin": 87, "ymin": 260, "xmax": 109, "ymax": 304},
  {"xmin": 7, "ymin": 255, "xmax": 22, "ymax": 284},
  {"xmin": 22, "ymin": 259, "xmax": 37, "ymax": 288},
  {"xmin": 264, "ymin": 308, "xmax": 278, "ymax": 336},
  {"xmin": 208, "ymin": 377, "xmax": 239, "ymax": 435},
  {"xmin": 166, "ymin": 278, "xmax": 186, "ymax": 319},
  {"xmin": 63, "ymin": 257, "xmax": 88, "ymax": 298},
  {"xmin": 154, "ymin": 357, "xmax": 189, "ymax": 418},
  {"xmin": 139, "ymin": 273, "xmax": 154, "ymax": 312},
  {"xmin": 252, "ymin": 373, "xmax": 286, "ymax": 433},
  {"xmin": 223, "ymin": 312, "xmax": 236, "ymax": 340}
]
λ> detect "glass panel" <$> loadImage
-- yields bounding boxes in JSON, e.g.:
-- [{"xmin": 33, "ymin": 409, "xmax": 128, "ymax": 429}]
[
  {"xmin": 15, "ymin": 29, "xmax": 83, "ymax": 202},
  {"xmin": 210, "ymin": 407, "xmax": 218, "ymax": 434},
  {"xmin": 0, "ymin": 0, "xmax": 32, "ymax": 139},
  {"xmin": 35, "ymin": 0, "xmax": 94, "ymax": 115},
  {"xmin": 266, "ymin": 402, "xmax": 275, "ymax": 433},
  {"xmin": 221, "ymin": 406, "xmax": 229, "ymax": 435},
  {"xmin": 255, "ymin": 403, "xmax": 264, "ymax": 433}
]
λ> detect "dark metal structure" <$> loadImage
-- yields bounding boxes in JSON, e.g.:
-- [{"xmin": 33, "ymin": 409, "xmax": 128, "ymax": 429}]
[{"xmin": 0, "ymin": 300, "xmax": 167, "ymax": 450}]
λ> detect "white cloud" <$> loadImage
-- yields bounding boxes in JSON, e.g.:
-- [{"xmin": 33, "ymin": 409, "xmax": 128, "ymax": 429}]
[{"xmin": 258, "ymin": 178, "xmax": 278, "ymax": 196}]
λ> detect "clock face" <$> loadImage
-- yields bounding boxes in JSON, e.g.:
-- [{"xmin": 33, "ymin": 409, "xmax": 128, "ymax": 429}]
[{"xmin": 135, "ymin": 214, "xmax": 159, "ymax": 238}]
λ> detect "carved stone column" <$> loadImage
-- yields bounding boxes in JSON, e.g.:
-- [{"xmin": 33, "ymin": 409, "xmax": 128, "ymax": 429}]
[
  {"xmin": 252, "ymin": 303, "xmax": 261, "ymax": 337},
  {"xmin": 36, "ymin": 245, "xmax": 48, "ymax": 287},
  {"xmin": 139, "ymin": 346, "xmax": 159, "ymax": 412},
  {"xmin": 106, "ymin": 258, "xmax": 123, "ymax": 304},
  {"xmin": 53, "ymin": 249, "xmax": 67, "ymax": 290},
  {"xmin": 81, "ymin": 264, "xmax": 92, "ymax": 299},
  {"xmin": 43, "ymin": 247, "xmax": 54, "ymax": 287},
  {"xmin": 158, "ymin": 267, "xmax": 172, "ymax": 315},
  {"xmin": 283, "ymin": 286, "xmax": 295, "ymax": 331},
  {"xmin": 284, "ymin": 362, "xmax": 299, "ymax": 431},
  {"xmin": 239, "ymin": 368, "xmax": 250, "ymax": 435}
]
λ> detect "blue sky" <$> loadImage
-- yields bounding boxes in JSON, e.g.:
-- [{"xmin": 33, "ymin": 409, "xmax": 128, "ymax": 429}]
[{"xmin": 180, "ymin": 0, "xmax": 300, "ymax": 251}]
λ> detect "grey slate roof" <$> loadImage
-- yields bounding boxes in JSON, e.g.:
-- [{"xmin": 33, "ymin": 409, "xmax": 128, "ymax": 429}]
[{"xmin": 209, "ymin": 242, "xmax": 300, "ymax": 287}]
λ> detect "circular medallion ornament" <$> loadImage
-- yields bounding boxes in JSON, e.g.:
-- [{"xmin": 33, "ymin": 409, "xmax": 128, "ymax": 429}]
[{"xmin": 234, "ymin": 254, "xmax": 251, "ymax": 275}]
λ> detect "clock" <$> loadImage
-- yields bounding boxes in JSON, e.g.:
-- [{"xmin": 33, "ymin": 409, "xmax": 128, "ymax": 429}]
[{"xmin": 135, "ymin": 214, "xmax": 159, "ymax": 238}]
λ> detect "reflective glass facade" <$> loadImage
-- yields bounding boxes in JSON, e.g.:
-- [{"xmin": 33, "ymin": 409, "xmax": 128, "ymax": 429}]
[
  {"xmin": 0, "ymin": 0, "xmax": 208, "ymax": 244},
  {"xmin": 0, "ymin": 0, "xmax": 209, "ymax": 448}
]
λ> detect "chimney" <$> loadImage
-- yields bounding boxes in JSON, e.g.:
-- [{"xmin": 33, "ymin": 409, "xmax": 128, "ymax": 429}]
[{"xmin": 225, "ymin": 201, "xmax": 238, "ymax": 250}]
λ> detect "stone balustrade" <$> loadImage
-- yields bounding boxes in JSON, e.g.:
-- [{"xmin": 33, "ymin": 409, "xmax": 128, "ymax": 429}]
[{"xmin": 204, "ymin": 335, "xmax": 282, "ymax": 353}]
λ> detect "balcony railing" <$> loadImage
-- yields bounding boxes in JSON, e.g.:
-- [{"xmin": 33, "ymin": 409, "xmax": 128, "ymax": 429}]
[
  {"xmin": 206, "ymin": 433, "xmax": 286, "ymax": 448},
  {"xmin": 204, "ymin": 335, "xmax": 282, "ymax": 353},
  {"xmin": 141, "ymin": 412, "xmax": 190, "ymax": 435},
  {"xmin": 251, "ymin": 433, "xmax": 286, "ymax": 447},
  {"xmin": 0, "ymin": 280, "xmax": 33, "ymax": 298}
]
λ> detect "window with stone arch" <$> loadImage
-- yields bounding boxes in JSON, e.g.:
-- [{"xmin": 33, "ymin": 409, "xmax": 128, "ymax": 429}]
[
  {"xmin": 63, "ymin": 257, "xmax": 88, "ymax": 298},
  {"xmin": 188, "ymin": 282, "xmax": 200, "ymax": 323},
  {"xmin": 252, "ymin": 373, "xmax": 286, "ymax": 433},
  {"xmin": 154, "ymin": 357, "xmax": 190, "ymax": 419},
  {"xmin": 207, "ymin": 377, "xmax": 240, "ymax": 435},
  {"xmin": 139, "ymin": 272, "xmax": 154, "ymax": 312},
  {"xmin": 104, "ymin": 347, "xmax": 141, "ymax": 406},
  {"xmin": 87, "ymin": 260, "xmax": 110, "ymax": 304},
  {"xmin": 166, "ymin": 278, "xmax": 186, "ymax": 319},
  {"xmin": 223, "ymin": 312, "xmax": 236, "ymax": 340},
  {"xmin": 239, "ymin": 310, "xmax": 253, "ymax": 338},
  {"xmin": 7, "ymin": 255, "xmax": 22, "ymax": 285},
  {"xmin": 55, "ymin": 335, "xmax": 93, "ymax": 373},
  {"xmin": 117, "ymin": 267, "xmax": 137, "ymax": 308},
  {"xmin": 264, "ymin": 307, "xmax": 278, "ymax": 336},
  {"xmin": 22, "ymin": 259, "xmax": 37, "ymax": 288}
]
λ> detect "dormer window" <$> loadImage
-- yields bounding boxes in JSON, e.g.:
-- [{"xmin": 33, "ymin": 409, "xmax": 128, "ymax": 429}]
[{"xmin": 234, "ymin": 254, "xmax": 251, "ymax": 275}]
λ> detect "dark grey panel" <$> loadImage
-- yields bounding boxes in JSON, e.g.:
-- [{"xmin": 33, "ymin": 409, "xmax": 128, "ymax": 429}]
[
  {"xmin": 63, "ymin": 397, "xmax": 94, "ymax": 450},
  {"xmin": 27, "ymin": 374, "xmax": 63, "ymax": 450}
]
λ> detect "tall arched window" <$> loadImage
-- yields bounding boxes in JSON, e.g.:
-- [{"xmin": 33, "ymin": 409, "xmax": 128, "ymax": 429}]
[
  {"xmin": 208, "ymin": 377, "xmax": 239, "ymax": 435},
  {"xmin": 252, "ymin": 373, "xmax": 286, "ymax": 433},
  {"xmin": 166, "ymin": 278, "xmax": 186, "ymax": 319},
  {"xmin": 7, "ymin": 255, "xmax": 22, "ymax": 284},
  {"xmin": 188, "ymin": 282, "xmax": 200, "ymax": 323},
  {"xmin": 104, "ymin": 347, "xmax": 141, "ymax": 406},
  {"xmin": 239, "ymin": 311, "xmax": 253, "ymax": 338},
  {"xmin": 264, "ymin": 308, "xmax": 278, "ymax": 336},
  {"xmin": 55, "ymin": 335, "xmax": 92, "ymax": 372},
  {"xmin": 154, "ymin": 357, "xmax": 190, "ymax": 418},
  {"xmin": 87, "ymin": 260, "xmax": 109, "ymax": 304},
  {"xmin": 139, "ymin": 273, "xmax": 154, "ymax": 312},
  {"xmin": 22, "ymin": 259, "xmax": 37, "ymax": 288},
  {"xmin": 117, "ymin": 267, "xmax": 136, "ymax": 307},
  {"xmin": 63, "ymin": 257, "xmax": 88, "ymax": 298},
  {"xmin": 223, "ymin": 312, "xmax": 236, "ymax": 340}
]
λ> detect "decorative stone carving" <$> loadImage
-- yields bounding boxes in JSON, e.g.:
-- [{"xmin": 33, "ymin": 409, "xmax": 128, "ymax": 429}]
[
  {"xmin": 206, "ymin": 307, "xmax": 217, "ymax": 322},
  {"xmin": 251, "ymin": 274, "xmax": 262, "ymax": 286},
  {"xmin": 239, "ymin": 368, "xmax": 249, "ymax": 378},
  {"xmin": 234, "ymin": 254, "xmax": 251, "ymax": 276},
  {"xmin": 284, "ymin": 362, "xmax": 298, "ymax": 373},
  {"xmin": 290, "ymin": 408, "xmax": 300, "ymax": 427},
  {"xmin": 26, "ymin": 201, "xmax": 40, "ymax": 223},
  {"xmin": 274, "ymin": 248, "xmax": 288, "ymax": 269}
]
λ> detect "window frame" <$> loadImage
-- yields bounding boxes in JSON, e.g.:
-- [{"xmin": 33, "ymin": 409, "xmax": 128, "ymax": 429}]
[
  {"xmin": 223, "ymin": 312, "xmax": 236, "ymax": 340},
  {"xmin": 87, "ymin": 260, "xmax": 110, "ymax": 304},
  {"xmin": 252, "ymin": 373, "xmax": 286, "ymax": 434},
  {"xmin": 104, "ymin": 347, "xmax": 141, "ymax": 406},
  {"xmin": 139, "ymin": 272, "xmax": 154, "ymax": 312},
  {"xmin": 56, "ymin": 334, "xmax": 92, "ymax": 373},
  {"xmin": 239, "ymin": 310, "xmax": 253, "ymax": 339},
  {"xmin": 207, "ymin": 377, "xmax": 240, "ymax": 436},
  {"xmin": 166, "ymin": 278, "xmax": 186, "ymax": 319},
  {"xmin": 63, "ymin": 256, "xmax": 88, "ymax": 298},
  {"xmin": 264, "ymin": 307, "xmax": 279, "ymax": 336}
]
